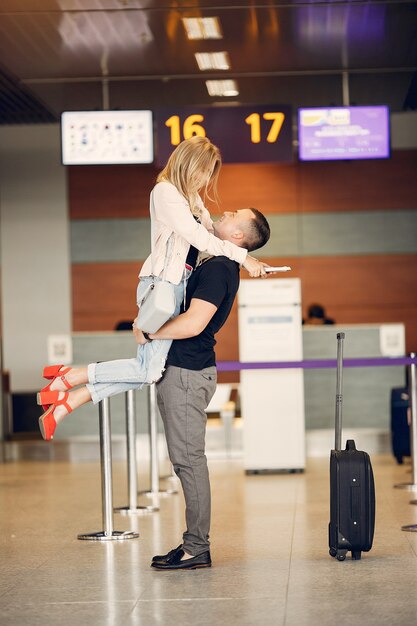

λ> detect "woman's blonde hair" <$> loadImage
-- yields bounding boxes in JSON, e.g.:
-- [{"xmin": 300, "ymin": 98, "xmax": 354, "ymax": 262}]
[{"xmin": 157, "ymin": 136, "xmax": 222, "ymax": 216}]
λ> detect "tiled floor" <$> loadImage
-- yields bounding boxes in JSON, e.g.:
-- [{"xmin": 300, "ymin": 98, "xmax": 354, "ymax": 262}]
[{"xmin": 1, "ymin": 452, "xmax": 417, "ymax": 625}]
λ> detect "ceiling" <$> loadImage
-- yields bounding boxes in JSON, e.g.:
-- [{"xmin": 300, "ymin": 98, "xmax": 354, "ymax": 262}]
[{"xmin": 0, "ymin": 0, "xmax": 417, "ymax": 124}]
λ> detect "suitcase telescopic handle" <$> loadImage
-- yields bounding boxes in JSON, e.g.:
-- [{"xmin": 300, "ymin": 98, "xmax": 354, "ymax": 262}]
[{"xmin": 335, "ymin": 332, "xmax": 345, "ymax": 451}]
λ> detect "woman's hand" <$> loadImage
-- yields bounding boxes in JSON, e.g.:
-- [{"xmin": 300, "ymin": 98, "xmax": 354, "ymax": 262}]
[
  {"xmin": 132, "ymin": 318, "xmax": 148, "ymax": 345},
  {"xmin": 242, "ymin": 255, "xmax": 269, "ymax": 278}
]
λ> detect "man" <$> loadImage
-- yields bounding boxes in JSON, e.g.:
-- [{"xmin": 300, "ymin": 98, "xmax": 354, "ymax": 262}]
[
  {"xmin": 135, "ymin": 208, "xmax": 271, "ymax": 570},
  {"xmin": 304, "ymin": 303, "xmax": 335, "ymax": 325}
]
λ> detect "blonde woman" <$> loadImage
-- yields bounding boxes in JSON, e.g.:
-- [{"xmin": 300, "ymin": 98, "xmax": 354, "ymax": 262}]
[{"xmin": 38, "ymin": 136, "xmax": 267, "ymax": 440}]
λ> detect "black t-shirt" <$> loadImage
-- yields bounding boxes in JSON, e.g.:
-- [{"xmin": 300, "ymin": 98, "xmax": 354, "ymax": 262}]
[
  {"xmin": 184, "ymin": 215, "xmax": 201, "ymax": 270},
  {"xmin": 166, "ymin": 256, "xmax": 240, "ymax": 370},
  {"xmin": 185, "ymin": 244, "xmax": 199, "ymax": 269}
]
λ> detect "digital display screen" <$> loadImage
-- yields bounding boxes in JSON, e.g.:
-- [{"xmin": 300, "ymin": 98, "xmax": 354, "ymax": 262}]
[
  {"xmin": 61, "ymin": 110, "xmax": 154, "ymax": 165},
  {"xmin": 298, "ymin": 106, "xmax": 390, "ymax": 161},
  {"xmin": 155, "ymin": 105, "xmax": 293, "ymax": 166}
]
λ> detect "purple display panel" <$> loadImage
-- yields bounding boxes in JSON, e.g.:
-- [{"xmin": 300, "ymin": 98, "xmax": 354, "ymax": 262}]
[{"xmin": 298, "ymin": 106, "xmax": 390, "ymax": 161}]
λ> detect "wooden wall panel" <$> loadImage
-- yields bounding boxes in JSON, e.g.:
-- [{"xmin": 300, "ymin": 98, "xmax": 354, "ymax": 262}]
[
  {"xmin": 68, "ymin": 150, "xmax": 417, "ymax": 220},
  {"xmin": 72, "ymin": 254, "xmax": 417, "ymax": 354},
  {"xmin": 296, "ymin": 255, "xmax": 417, "ymax": 310},
  {"xmin": 72, "ymin": 262, "xmax": 142, "ymax": 331},
  {"xmin": 297, "ymin": 150, "xmax": 417, "ymax": 213},
  {"xmin": 213, "ymin": 162, "xmax": 298, "ymax": 214},
  {"xmin": 68, "ymin": 165, "xmax": 159, "ymax": 219},
  {"xmin": 215, "ymin": 255, "xmax": 417, "ymax": 378}
]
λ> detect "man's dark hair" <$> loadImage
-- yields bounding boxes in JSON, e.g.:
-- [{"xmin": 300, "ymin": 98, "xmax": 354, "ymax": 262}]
[{"xmin": 243, "ymin": 208, "xmax": 271, "ymax": 252}]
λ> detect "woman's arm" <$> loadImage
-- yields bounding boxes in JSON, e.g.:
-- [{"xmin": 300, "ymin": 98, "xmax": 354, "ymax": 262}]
[
  {"xmin": 135, "ymin": 298, "xmax": 217, "ymax": 343},
  {"xmin": 199, "ymin": 204, "xmax": 214, "ymax": 234}
]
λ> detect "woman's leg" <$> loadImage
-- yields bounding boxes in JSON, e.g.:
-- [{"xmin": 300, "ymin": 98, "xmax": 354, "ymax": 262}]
[
  {"xmin": 44, "ymin": 271, "xmax": 190, "ymax": 415},
  {"xmin": 47, "ymin": 367, "xmax": 89, "ymax": 390},
  {"xmin": 43, "ymin": 379, "xmax": 143, "ymax": 430},
  {"xmin": 88, "ymin": 271, "xmax": 188, "ymax": 390},
  {"xmin": 48, "ymin": 386, "xmax": 92, "ymax": 426}
]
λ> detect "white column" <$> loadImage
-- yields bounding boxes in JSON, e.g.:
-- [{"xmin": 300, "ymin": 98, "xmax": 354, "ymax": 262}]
[{"xmin": 0, "ymin": 124, "xmax": 71, "ymax": 393}]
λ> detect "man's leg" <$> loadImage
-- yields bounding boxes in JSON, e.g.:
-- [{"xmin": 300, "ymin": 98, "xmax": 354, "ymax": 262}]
[{"xmin": 156, "ymin": 365, "xmax": 217, "ymax": 557}]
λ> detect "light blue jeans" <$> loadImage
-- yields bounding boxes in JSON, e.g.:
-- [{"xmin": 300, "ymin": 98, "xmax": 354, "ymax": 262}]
[{"xmin": 86, "ymin": 269, "xmax": 191, "ymax": 404}]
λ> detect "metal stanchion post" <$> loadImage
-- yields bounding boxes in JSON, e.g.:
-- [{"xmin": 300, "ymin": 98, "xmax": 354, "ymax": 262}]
[
  {"xmin": 401, "ymin": 354, "xmax": 417, "ymax": 531},
  {"xmin": 78, "ymin": 397, "xmax": 139, "ymax": 541},
  {"xmin": 221, "ymin": 401, "xmax": 235, "ymax": 459},
  {"xmin": 140, "ymin": 384, "xmax": 177, "ymax": 498},
  {"xmin": 395, "ymin": 353, "xmax": 417, "ymax": 492},
  {"xmin": 115, "ymin": 390, "xmax": 159, "ymax": 515}
]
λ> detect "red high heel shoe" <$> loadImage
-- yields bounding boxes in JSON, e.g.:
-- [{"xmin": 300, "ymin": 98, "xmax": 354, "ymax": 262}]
[
  {"xmin": 40, "ymin": 365, "xmax": 72, "ymax": 411},
  {"xmin": 43, "ymin": 364, "xmax": 68, "ymax": 380},
  {"xmin": 37, "ymin": 390, "xmax": 64, "ymax": 407},
  {"xmin": 38, "ymin": 392, "xmax": 72, "ymax": 441}
]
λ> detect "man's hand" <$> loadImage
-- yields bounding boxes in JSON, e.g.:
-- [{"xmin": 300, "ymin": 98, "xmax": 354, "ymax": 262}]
[
  {"xmin": 132, "ymin": 318, "xmax": 148, "ymax": 345},
  {"xmin": 242, "ymin": 255, "xmax": 269, "ymax": 278}
]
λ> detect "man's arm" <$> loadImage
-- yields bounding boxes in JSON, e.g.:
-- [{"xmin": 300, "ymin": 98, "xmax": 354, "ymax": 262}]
[{"xmin": 134, "ymin": 298, "xmax": 217, "ymax": 344}]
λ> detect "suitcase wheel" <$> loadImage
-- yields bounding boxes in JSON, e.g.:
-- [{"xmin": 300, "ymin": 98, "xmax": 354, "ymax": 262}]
[
  {"xmin": 329, "ymin": 548, "xmax": 337, "ymax": 558},
  {"xmin": 351, "ymin": 550, "xmax": 362, "ymax": 560},
  {"xmin": 336, "ymin": 551, "xmax": 347, "ymax": 561}
]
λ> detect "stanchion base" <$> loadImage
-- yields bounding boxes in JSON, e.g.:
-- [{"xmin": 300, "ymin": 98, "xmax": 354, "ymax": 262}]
[
  {"xmin": 114, "ymin": 505, "xmax": 159, "ymax": 516},
  {"xmin": 139, "ymin": 489, "xmax": 178, "ymax": 498},
  {"xmin": 77, "ymin": 530, "xmax": 139, "ymax": 541},
  {"xmin": 393, "ymin": 483, "xmax": 417, "ymax": 490},
  {"xmin": 401, "ymin": 524, "xmax": 417, "ymax": 532},
  {"xmin": 409, "ymin": 500, "xmax": 417, "ymax": 505},
  {"xmin": 161, "ymin": 474, "xmax": 180, "ymax": 485}
]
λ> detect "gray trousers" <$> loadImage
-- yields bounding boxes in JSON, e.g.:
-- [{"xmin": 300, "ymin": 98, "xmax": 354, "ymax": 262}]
[{"xmin": 156, "ymin": 365, "xmax": 217, "ymax": 556}]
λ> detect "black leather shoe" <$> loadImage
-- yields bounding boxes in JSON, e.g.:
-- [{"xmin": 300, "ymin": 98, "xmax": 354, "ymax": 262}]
[
  {"xmin": 151, "ymin": 549, "xmax": 211, "ymax": 570},
  {"xmin": 152, "ymin": 545, "xmax": 183, "ymax": 564}
]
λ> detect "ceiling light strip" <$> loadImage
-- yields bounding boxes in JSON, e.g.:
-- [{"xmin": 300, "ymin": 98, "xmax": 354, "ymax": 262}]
[{"xmin": 206, "ymin": 79, "xmax": 239, "ymax": 97}]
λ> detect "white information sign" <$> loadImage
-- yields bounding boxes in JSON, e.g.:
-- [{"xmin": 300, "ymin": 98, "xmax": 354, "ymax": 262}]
[
  {"xmin": 61, "ymin": 110, "xmax": 154, "ymax": 165},
  {"xmin": 379, "ymin": 324, "xmax": 405, "ymax": 357},
  {"xmin": 47, "ymin": 335, "xmax": 73, "ymax": 365}
]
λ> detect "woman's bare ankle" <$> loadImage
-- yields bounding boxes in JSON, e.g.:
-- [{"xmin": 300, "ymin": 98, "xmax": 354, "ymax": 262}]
[
  {"xmin": 49, "ymin": 367, "xmax": 88, "ymax": 391},
  {"xmin": 66, "ymin": 367, "xmax": 88, "ymax": 387}
]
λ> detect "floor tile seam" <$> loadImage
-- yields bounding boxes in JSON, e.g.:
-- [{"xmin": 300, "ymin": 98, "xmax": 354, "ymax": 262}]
[
  {"xmin": 282, "ymin": 486, "xmax": 299, "ymax": 626},
  {"xmin": 378, "ymin": 489, "xmax": 417, "ymax": 557},
  {"xmin": 0, "ymin": 556, "xmax": 53, "ymax": 598},
  {"xmin": 406, "ymin": 537, "xmax": 417, "ymax": 558},
  {"xmin": 7, "ymin": 600, "xmax": 137, "ymax": 607},
  {"xmin": 0, "ymin": 587, "xmax": 16, "ymax": 600},
  {"xmin": 134, "ymin": 596, "xmax": 281, "ymax": 603}
]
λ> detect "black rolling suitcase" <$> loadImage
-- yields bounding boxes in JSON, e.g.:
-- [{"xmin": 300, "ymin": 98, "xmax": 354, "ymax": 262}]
[
  {"xmin": 390, "ymin": 387, "xmax": 410, "ymax": 464},
  {"xmin": 329, "ymin": 332, "xmax": 376, "ymax": 561}
]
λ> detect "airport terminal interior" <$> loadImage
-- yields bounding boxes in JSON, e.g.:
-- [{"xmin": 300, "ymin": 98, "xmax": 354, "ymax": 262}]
[{"xmin": 1, "ymin": 1, "xmax": 417, "ymax": 625}]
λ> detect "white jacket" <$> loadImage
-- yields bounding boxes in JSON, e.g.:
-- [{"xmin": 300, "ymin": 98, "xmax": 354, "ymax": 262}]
[{"xmin": 139, "ymin": 182, "xmax": 248, "ymax": 284}]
